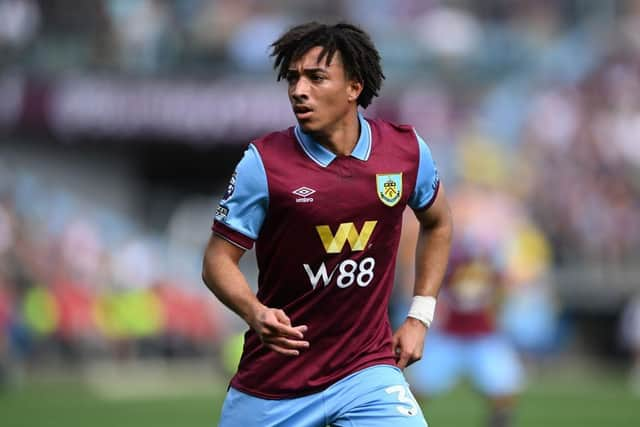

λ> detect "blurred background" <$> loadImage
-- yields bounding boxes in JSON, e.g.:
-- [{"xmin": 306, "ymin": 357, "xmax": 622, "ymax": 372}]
[{"xmin": 0, "ymin": 0, "xmax": 639, "ymax": 426}]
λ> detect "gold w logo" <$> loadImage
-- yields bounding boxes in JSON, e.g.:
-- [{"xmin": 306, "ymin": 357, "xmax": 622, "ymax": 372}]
[{"xmin": 315, "ymin": 221, "xmax": 377, "ymax": 253}]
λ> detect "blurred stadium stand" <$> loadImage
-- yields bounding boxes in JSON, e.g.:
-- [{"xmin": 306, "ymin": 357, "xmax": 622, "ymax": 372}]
[{"xmin": 1, "ymin": 0, "xmax": 639, "ymax": 379}]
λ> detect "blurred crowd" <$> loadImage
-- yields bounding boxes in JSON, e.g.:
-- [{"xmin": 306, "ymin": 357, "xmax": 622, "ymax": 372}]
[
  {"xmin": 1, "ymin": 0, "xmax": 639, "ymax": 385},
  {"xmin": 0, "ymin": 0, "xmax": 636, "ymax": 261},
  {"xmin": 0, "ymin": 165, "xmax": 229, "ymax": 370},
  {"xmin": 0, "ymin": 0, "xmax": 636, "ymax": 78}
]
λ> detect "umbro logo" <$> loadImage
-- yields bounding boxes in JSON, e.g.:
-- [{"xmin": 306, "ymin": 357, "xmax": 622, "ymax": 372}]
[{"xmin": 292, "ymin": 186, "xmax": 316, "ymax": 203}]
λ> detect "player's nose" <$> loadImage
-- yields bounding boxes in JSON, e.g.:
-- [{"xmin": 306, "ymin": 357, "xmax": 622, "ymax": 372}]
[{"xmin": 290, "ymin": 78, "xmax": 310, "ymax": 100}]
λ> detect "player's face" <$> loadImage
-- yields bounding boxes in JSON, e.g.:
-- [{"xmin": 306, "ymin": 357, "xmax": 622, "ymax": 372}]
[{"xmin": 286, "ymin": 46, "xmax": 361, "ymax": 134}]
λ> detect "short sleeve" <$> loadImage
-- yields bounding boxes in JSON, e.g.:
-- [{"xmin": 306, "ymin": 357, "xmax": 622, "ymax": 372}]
[
  {"xmin": 212, "ymin": 144, "xmax": 269, "ymax": 249},
  {"xmin": 408, "ymin": 130, "xmax": 440, "ymax": 211}
]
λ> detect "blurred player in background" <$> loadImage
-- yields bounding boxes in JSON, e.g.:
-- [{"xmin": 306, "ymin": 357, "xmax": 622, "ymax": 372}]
[
  {"xmin": 401, "ymin": 181, "xmax": 556, "ymax": 427},
  {"xmin": 202, "ymin": 22, "xmax": 452, "ymax": 426},
  {"xmin": 409, "ymin": 238, "xmax": 523, "ymax": 427}
]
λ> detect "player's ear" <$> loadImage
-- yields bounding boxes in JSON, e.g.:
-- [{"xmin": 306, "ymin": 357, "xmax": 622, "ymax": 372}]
[{"xmin": 347, "ymin": 80, "xmax": 363, "ymax": 103}]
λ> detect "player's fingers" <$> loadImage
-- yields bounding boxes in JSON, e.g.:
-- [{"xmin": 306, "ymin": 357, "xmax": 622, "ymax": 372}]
[
  {"xmin": 391, "ymin": 335, "xmax": 402, "ymax": 358},
  {"xmin": 274, "ymin": 309, "xmax": 292, "ymax": 326},
  {"xmin": 266, "ymin": 319, "xmax": 306, "ymax": 339},
  {"xmin": 266, "ymin": 336, "xmax": 310, "ymax": 350},
  {"xmin": 396, "ymin": 349, "xmax": 411, "ymax": 370},
  {"xmin": 264, "ymin": 342, "xmax": 302, "ymax": 357},
  {"xmin": 391, "ymin": 336, "xmax": 400, "ymax": 353},
  {"xmin": 293, "ymin": 324, "xmax": 308, "ymax": 334}
]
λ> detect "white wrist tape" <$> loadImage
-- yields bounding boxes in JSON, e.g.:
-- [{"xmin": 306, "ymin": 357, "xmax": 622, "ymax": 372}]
[{"xmin": 407, "ymin": 296, "xmax": 437, "ymax": 328}]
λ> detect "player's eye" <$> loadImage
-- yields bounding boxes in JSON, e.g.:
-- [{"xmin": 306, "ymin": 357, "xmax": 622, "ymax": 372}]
[
  {"xmin": 310, "ymin": 74, "xmax": 325, "ymax": 82},
  {"xmin": 285, "ymin": 72, "xmax": 298, "ymax": 84}
]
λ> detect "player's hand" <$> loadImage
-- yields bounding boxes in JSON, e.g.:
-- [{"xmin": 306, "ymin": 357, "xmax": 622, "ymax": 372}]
[
  {"xmin": 250, "ymin": 306, "xmax": 309, "ymax": 357},
  {"xmin": 392, "ymin": 317, "xmax": 428, "ymax": 369}
]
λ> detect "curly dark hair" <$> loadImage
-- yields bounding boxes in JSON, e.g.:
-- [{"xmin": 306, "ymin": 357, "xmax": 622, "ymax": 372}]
[{"xmin": 270, "ymin": 22, "xmax": 385, "ymax": 108}]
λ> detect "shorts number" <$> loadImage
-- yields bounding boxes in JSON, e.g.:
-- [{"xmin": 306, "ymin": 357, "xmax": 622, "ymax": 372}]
[{"xmin": 385, "ymin": 385, "xmax": 420, "ymax": 417}]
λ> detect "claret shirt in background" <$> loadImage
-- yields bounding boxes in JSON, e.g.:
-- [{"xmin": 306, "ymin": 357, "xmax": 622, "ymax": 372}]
[{"xmin": 212, "ymin": 113, "xmax": 439, "ymax": 399}]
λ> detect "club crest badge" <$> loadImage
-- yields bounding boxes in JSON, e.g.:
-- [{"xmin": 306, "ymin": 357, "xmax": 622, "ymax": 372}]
[{"xmin": 376, "ymin": 173, "xmax": 402, "ymax": 207}]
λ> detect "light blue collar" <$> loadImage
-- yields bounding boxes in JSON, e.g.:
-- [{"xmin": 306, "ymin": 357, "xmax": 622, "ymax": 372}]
[{"xmin": 294, "ymin": 112, "xmax": 372, "ymax": 167}]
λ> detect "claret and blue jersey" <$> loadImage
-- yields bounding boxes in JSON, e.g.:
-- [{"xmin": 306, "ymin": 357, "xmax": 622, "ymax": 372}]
[{"xmin": 212, "ymin": 113, "xmax": 440, "ymax": 399}]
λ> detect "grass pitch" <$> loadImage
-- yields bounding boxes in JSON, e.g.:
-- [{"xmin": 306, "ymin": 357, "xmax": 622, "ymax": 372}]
[{"xmin": 0, "ymin": 366, "xmax": 638, "ymax": 426}]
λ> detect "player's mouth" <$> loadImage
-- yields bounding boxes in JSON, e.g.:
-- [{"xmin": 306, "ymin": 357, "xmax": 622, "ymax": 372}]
[{"xmin": 293, "ymin": 105, "xmax": 313, "ymax": 120}]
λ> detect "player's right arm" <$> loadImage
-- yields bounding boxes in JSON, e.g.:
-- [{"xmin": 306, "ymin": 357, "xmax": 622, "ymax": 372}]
[
  {"xmin": 201, "ymin": 144, "xmax": 308, "ymax": 356},
  {"xmin": 202, "ymin": 234, "xmax": 309, "ymax": 356}
]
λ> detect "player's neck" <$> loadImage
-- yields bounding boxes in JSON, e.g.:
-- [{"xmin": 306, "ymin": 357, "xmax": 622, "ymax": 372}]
[{"xmin": 311, "ymin": 111, "xmax": 360, "ymax": 157}]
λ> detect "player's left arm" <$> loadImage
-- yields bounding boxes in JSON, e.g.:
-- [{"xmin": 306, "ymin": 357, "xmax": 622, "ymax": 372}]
[{"xmin": 393, "ymin": 185, "xmax": 453, "ymax": 369}]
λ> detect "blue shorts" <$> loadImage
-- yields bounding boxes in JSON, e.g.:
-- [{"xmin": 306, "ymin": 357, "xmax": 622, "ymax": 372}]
[
  {"xmin": 219, "ymin": 365, "xmax": 428, "ymax": 427},
  {"xmin": 406, "ymin": 331, "xmax": 523, "ymax": 397}
]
